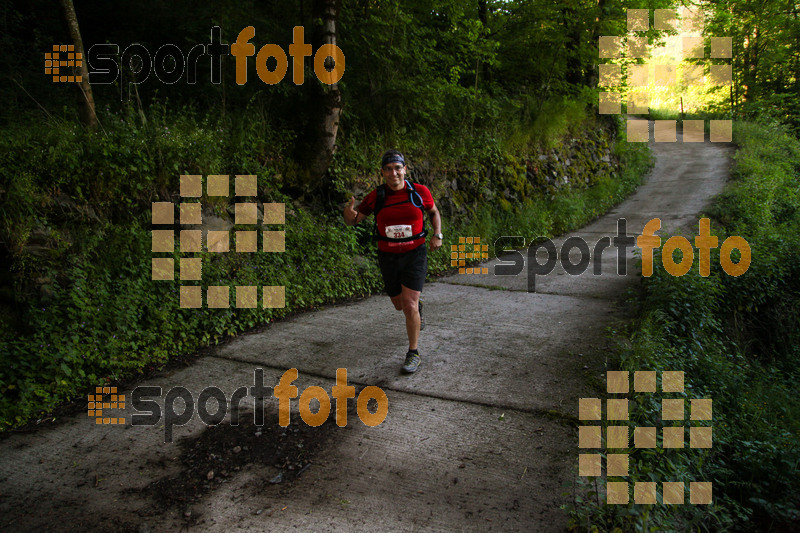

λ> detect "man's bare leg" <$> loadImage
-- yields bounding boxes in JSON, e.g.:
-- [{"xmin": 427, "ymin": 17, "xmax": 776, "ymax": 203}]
[{"xmin": 390, "ymin": 285, "xmax": 421, "ymax": 351}]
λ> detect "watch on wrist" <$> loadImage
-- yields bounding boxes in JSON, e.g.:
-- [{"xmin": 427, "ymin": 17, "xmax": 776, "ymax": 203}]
[{"xmin": 434, "ymin": 233, "xmax": 444, "ymax": 240}]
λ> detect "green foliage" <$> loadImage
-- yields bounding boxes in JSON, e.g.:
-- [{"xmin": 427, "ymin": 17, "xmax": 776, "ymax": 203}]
[
  {"xmin": 0, "ymin": 104, "xmax": 380, "ymax": 429},
  {"xmin": 505, "ymin": 95, "xmax": 591, "ymax": 151},
  {"xmin": 705, "ymin": 0, "xmax": 800, "ymax": 131},
  {"xmin": 338, "ymin": 0, "xmax": 500, "ymax": 144},
  {"xmin": 0, "ymin": 205, "xmax": 384, "ymax": 429},
  {"xmin": 0, "ymin": 100, "xmax": 652, "ymax": 430},
  {"xmin": 564, "ymin": 121, "xmax": 800, "ymax": 531}
]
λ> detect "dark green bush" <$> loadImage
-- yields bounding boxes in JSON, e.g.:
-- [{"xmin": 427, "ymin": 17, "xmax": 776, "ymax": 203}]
[{"xmin": 565, "ymin": 120, "xmax": 800, "ymax": 531}]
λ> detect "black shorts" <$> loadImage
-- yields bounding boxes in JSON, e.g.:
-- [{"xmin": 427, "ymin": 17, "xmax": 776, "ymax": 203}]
[{"xmin": 377, "ymin": 244, "xmax": 428, "ymax": 297}]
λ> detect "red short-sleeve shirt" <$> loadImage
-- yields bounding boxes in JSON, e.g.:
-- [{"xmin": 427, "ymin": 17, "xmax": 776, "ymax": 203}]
[{"xmin": 358, "ymin": 182, "xmax": 435, "ymax": 253}]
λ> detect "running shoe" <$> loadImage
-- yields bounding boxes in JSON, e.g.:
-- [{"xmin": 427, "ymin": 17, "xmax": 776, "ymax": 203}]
[{"xmin": 402, "ymin": 351, "xmax": 421, "ymax": 373}]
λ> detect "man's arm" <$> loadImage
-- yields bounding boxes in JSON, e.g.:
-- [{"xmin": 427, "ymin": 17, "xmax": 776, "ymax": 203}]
[
  {"xmin": 427, "ymin": 205, "xmax": 442, "ymax": 251},
  {"xmin": 343, "ymin": 197, "xmax": 366, "ymax": 226}
]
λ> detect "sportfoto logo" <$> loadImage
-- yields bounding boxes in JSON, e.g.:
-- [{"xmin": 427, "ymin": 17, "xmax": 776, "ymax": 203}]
[
  {"xmin": 44, "ymin": 44, "xmax": 83, "ymax": 83},
  {"xmin": 493, "ymin": 217, "xmax": 750, "ymax": 292},
  {"xmin": 151, "ymin": 174, "xmax": 286, "ymax": 309},
  {"xmin": 91, "ymin": 368, "xmax": 388, "ymax": 443},
  {"xmin": 48, "ymin": 26, "xmax": 343, "ymax": 94},
  {"xmin": 598, "ymin": 7, "xmax": 734, "ymax": 143},
  {"xmin": 579, "ymin": 371, "xmax": 714, "ymax": 505},
  {"xmin": 451, "ymin": 237, "xmax": 490, "ymax": 275}
]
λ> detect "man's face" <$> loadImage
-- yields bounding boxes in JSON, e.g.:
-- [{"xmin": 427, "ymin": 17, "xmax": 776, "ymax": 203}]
[{"xmin": 381, "ymin": 162, "xmax": 406, "ymax": 191}]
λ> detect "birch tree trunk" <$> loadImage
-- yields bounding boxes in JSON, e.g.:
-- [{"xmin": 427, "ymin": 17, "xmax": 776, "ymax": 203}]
[
  {"xmin": 58, "ymin": 0, "xmax": 98, "ymax": 131},
  {"xmin": 307, "ymin": 0, "xmax": 342, "ymax": 185}
]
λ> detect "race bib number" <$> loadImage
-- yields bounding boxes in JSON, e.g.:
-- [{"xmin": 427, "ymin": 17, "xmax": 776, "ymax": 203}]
[{"xmin": 384, "ymin": 224, "xmax": 413, "ymax": 239}]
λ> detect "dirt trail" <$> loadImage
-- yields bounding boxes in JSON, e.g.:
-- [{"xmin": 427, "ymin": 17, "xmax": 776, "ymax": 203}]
[{"xmin": 0, "ymin": 122, "xmax": 733, "ymax": 532}]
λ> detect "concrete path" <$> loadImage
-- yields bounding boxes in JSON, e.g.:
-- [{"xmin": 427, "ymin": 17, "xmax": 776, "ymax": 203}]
[{"xmin": 0, "ymin": 123, "xmax": 733, "ymax": 532}]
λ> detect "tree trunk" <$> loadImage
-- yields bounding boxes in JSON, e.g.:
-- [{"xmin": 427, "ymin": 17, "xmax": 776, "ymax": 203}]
[
  {"xmin": 58, "ymin": 0, "xmax": 98, "ymax": 131},
  {"xmin": 743, "ymin": 25, "xmax": 759, "ymax": 102},
  {"xmin": 306, "ymin": 0, "xmax": 342, "ymax": 185}
]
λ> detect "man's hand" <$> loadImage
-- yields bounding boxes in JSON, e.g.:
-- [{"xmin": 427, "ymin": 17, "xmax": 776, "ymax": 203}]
[
  {"xmin": 429, "ymin": 236, "xmax": 443, "ymax": 251},
  {"xmin": 343, "ymin": 197, "xmax": 360, "ymax": 225}
]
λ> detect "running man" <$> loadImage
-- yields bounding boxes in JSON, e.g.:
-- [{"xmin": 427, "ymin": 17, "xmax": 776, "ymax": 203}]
[{"xmin": 343, "ymin": 150, "xmax": 443, "ymax": 373}]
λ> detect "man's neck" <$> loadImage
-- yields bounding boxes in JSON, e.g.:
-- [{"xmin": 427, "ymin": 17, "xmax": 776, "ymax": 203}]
[{"xmin": 385, "ymin": 180, "xmax": 406, "ymax": 192}]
